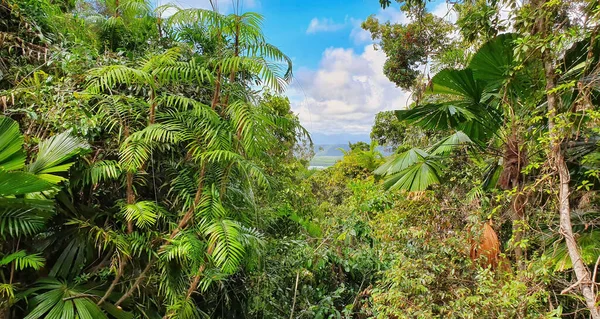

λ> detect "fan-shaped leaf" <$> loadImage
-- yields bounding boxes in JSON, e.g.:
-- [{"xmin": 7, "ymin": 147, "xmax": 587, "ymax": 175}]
[{"xmin": 0, "ymin": 116, "xmax": 25, "ymax": 171}]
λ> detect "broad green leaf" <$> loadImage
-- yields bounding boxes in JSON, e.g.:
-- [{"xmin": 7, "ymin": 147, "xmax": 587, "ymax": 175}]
[
  {"xmin": 0, "ymin": 250, "xmax": 45, "ymax": 270},
  {"xmin": 122, "ymin": 201, "xmax": 160, "ymax": 228},
  {"xmin": 28, "ymin": 130, "xmax": 88, "ymax": 183},
  {"xmin": 374, "ymin": 148, "xmax": 428, "ymax": 176},
  {"xmin": 428, "ymin": 69, "xmax": 484, "ymax": 103},
  {"xmin": 24, "ymin": 288, "xmax": 63, "ymax": 319},
  {"xmin": 0, "ymin": 170, "xmax": 54, "ymax": 196},
  {"xmin": 383, "ymin": 160, "xmax": 442, "ymax": 192},
  {"xmin": 396, "ymin": 103, "xmax": 476, "ymax": 131},
  {"xmin": 0, "ymin": 208, "xmax": 47, "ymax": 237},
  {"xmin": 430, "ymin": 131, "xmax": 473, "ymax": 155},
  {"xmin": 468, "ymin": 33, "xmax": 517, "ymax": 84},
  {"xmin": 102, "ymin": 302, "xmax": 134, "ymax": 319},
  {"xmin": 0, "ymin": 116, "xmax": 25, "ymax": 171}
]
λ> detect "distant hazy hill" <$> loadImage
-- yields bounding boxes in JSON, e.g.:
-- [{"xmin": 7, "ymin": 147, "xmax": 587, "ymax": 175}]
[
  {"xmin": 313, "ymin": 144, "xmax": 350, "ymax": 156},
  {"xmin": 310, "ymin": 144, "xmax": 392, "ymax": 167}
]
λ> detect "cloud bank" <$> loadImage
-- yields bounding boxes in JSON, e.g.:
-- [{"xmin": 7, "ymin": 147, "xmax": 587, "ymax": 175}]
[
  {"xmin": 289, "ymin": 45, "xmax": 412, "ymax": 135},
  {"xmin": 306, "ymin": 17, "xmax": 347, "ymax": 34},
  {"xmin": 292, "ymin": 3, "xmax": 460, "ymax": 136}
]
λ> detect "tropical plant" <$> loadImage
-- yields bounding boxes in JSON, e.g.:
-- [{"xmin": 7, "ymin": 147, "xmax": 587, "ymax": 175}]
[{"xmin": 0, "ymin": 116, "xmax": 88, "ymax": 316}]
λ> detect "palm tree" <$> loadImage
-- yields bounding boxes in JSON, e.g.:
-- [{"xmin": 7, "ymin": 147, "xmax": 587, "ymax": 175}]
[
  {"xmin": 0, "ymin": 116, "xmax": 88, "ymax": 318},
  {"xmin": 377, "ymin": 31, "xmax": 600, "ymax": 284},
  {"xmin": 76, "ymin": 6, "xmax": 299, "ymax": 316},
  {"xmin": 375, "ymin": 33, "xmax": 534, "ymax": 266}
]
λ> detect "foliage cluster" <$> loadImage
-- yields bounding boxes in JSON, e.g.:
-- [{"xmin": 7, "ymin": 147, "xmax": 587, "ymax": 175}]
[{"xmin": 3, "ymin": 0, "xmax": 600, "ymax": 318}]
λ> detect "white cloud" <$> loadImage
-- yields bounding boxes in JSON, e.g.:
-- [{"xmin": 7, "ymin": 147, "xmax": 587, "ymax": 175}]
[
  {"xmin": 306, "ymin": 17, "xmax": 347, "ymax": 34},
  {"xmin": 349, "ymin": 18, "xmax": 372, "ymax": 44},
  {"xmin": 349, "ymin": 7, "xmax": 410, "ymax": 44},
  {"xmin": 431, "ymin": 2, "xmax": 458, "ymax": 23},
  {"xmin": 289, "ymin": 46, "xmax": 412, "ymax": 135}
]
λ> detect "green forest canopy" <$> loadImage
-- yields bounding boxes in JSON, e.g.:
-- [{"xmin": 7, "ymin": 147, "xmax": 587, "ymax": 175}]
[{"xmin": 1, "ymin": 0, "xmax": 600, "ymax": 318}]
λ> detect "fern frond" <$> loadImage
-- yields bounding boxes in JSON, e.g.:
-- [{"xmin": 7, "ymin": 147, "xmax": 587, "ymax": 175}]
[
  {"xmin": 0, "ymin": 251, "xmax": 45, "ymax": 270},
  {"xmin": 122, "ymin": 201, "xmax": 162, "ymax": 229},
  {"xmin": 200, "ymin": 218, "xmax": 244, "ymax": 274},
  {"xmin": 86, "ymin": 65, "xmax": 153, "ymax": 94},
  {"xmin": 0, "ymin": 208, "xmax": 46, "ymax": 238},
  {"xmin": 84, "ymin": 160, "xmax": 121, "ymax": 186}
]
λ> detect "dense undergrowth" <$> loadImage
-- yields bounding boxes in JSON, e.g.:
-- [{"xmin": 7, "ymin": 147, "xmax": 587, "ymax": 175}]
[{"xmin": 2, "ymin": 0, "xmax": 600, "ymax": 318}]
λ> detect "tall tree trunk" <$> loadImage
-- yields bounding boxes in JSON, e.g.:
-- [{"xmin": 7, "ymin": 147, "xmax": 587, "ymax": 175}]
[
  {"xmin": 149, "ymin": 88, "xmax": 156, "ymax": 125},
  {"xmin": 223, "ymin": 18, "xmax": 240, "ymax": 108},
  {"xmin": 115, "ymin": 165, "xmax": 206, "ymax": 307},
  {"xmin": 500, "ymin": 131, "xmax": 527, "ymax": 270},
  {"xmin": 544, "ymin": 50, "xmax": 600, "ymax": 319},
  {"xmin": 211, "ymin": 67, "xmax": 222, "ymax": 110},
  {"xmin": 162, "ymin": 242, "xmax": 216, "ymax": 319},
  {"xmin": 512, "ymin": 192, "xmax": 526, "ymax": 270},
  {"xmin": 126, "ymin": 171, "xmax": 134, "ymax": 234},
  {"xmin": 529, "ymin": 0, "xmax": 599, "ymax": 314},
  {"xmin": 115, "ymin": 259, "xmax": 153, "ymax": 307},
  {"xmin": 97, "ymin": 257, "xmax": 125, "ymax": 305},
  {"xmin": 124, "ymin": 125, "xmax": 134, "ymax": 234},
  {"xmin": 0, "ymin": 304, "xmax": 9, "ymax": 319}
]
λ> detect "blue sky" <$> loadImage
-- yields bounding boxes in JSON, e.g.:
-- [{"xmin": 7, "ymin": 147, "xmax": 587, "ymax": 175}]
[{"xmin": 157, "ymin": 0, "xmax": 454, "ymax": 144}]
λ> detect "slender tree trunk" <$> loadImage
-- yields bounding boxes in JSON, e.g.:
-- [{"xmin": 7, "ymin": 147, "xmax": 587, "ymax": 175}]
[
  {"xmin": 501, "ymin": 131, "xmax": 527, "ymax": 270},
  {"xmin": 223, "ymin": 18, "xmax": 240, "ymax": 108},
  {"xmin": 124, "ymin": 124, "xmax": 135, "ymax": 234},
  {"xmin": 162, "ymin": 243, "xmax": 216, "ymax": 319},
  {"xmin": 528, "ymin": 0, "xmax": 599, "ymax": 314},
  {"xmin": 115, "ymin": 259, "xmax": 153, "ymax": 307},
  {"xmin": 115, "ymin": 165, "xmax": 206, "ymax": 307},
  {"xmin": 544, "ymin": 50, "xmax": 600, "ymax": 319},
  {"xmin": 157, "ymin": 17, "xmax": 163, "ymax": 39},
  {"xmin": 512, "ymin": 183, "xmax": 526, "ymax": 270},
  {"xmin": 0, "ymin": 304, "xmax": 9, "ymax": 319},
  {"xmin": 126, "ymin": 171, "xmax": 134, "ymax": 234},
  {"xmin": 184, "ymin": 242, "xmax": 215, "ymax": 299},
  {"xmin": 211, "ymin": 67, "xmax": 222, "ymax": 110},
  {"xmin": 97, "ymin": 258, "xmax": 125, "ymax": 305},
  {"xmin": 149, "ymin": 88, "xmax": 156, "ymax": 125},
  {"xmin": 211, "ymin": 26, "xmax": 223, "ymax": 111}
]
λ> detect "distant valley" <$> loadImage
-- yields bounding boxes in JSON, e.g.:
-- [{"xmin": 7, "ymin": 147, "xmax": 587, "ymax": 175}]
[{"xmin": 309, "ymin": 144, "xmax": 392, "ymax": 167}]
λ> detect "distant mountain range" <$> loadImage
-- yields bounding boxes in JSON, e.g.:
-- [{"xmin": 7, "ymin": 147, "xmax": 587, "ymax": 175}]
[
  {"xmin": 313, "ymin": 144, "xmax": 350, "ymax": 156},
  {"xmin": 313, "ymin": 144, "xmax": 393, "ymax": 157},
  {"xmin": 309, "ymin": 144, "xmax": 393, "ymax": 167}
]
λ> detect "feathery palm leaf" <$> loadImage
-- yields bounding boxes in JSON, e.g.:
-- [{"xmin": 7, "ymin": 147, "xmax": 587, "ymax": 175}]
[
  {"xmin": 0, "ymin": 208, "xmax": 47, "ymax": 238},
  {"xmin": 23, "ymin": 278, "xmax": 132, "ymax": 319},
  {"xmin": 122, "ymin": 201, "xmax": 162, "ymax": 229},
  {"xmin": 0, "ymin": 251, "xmax": 45, "ymax": 270}
]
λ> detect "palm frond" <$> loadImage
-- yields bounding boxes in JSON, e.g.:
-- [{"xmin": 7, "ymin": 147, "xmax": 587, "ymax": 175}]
[
  {"xmin": 201, "ymin": 218, "xmax": 245, "ymax": 274},
  {"xmin": 86, "ymin": 65, "xmax": 153, "ymax": 94},
  {"xmin": 383, "ymin": 160, "xmax": 442, "ymax": 192},
  {"xmin": 122, "ymin": 201, "xmax": 162, "ymax": 229},
  {"xmin": 430, "ymin": 131, "xmax": 473, "ymax": 155},
  {"xmin": 0, "ymin": 116, "xmax": 26, "ymax": 171},
  {"xmin": 0, "ymin": 171, "xmax": 54, "ymax": 197},
  {"xmin": 0, "ymin": 208, "xmax": 47, "ymax": 238},
  {"xmin": 374, "ymin": 148, "xmax": 429, "ymax": 176},
  {"xmin": 28, "ymin": 130, "xmax": 89, "ymax": 183},
  {"xmin": 0, "ymin": 251, "xmax": 45, "ymax": 270},
  {"xmin": 83, "ymin": 160, "xmax": 121, "ymax": 186}
]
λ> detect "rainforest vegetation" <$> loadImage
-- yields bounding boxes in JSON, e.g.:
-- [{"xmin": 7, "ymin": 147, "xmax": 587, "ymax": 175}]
[{"xmin": 1, "ymin": 0, "xmax": 600, "ymax": 318}]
